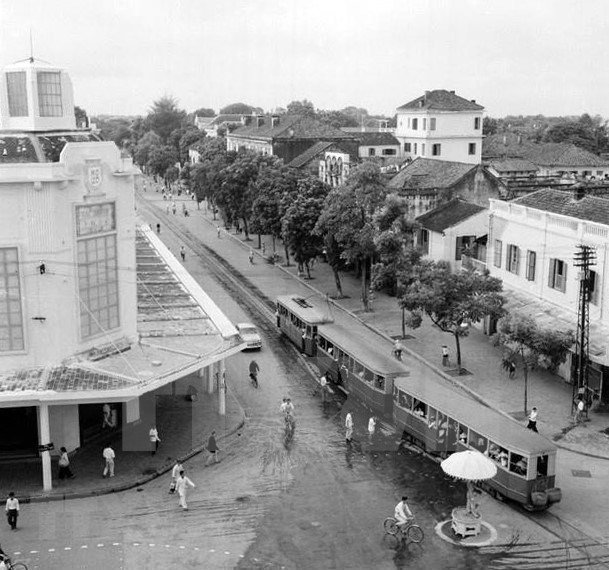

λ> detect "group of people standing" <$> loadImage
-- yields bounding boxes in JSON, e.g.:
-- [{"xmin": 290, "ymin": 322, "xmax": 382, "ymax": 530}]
[{"xmin": 344, "ymin": 412, "xmax": 378, "ymax": 444}]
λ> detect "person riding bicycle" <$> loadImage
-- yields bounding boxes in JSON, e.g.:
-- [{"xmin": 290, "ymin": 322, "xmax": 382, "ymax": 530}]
[
  {"xmin": 0, "ymin": 544, "xmax": 8, "ymax": 570},
  {"xmin": 280, "ymin": 397, "xmax": 295, "ymax": 416},
  {"xmin": 249, "ymin": 359, "xmax": 260, "ymax": 381},
  {"xmin": 393, "ymin": 340, "xmax": 404, "ymax": 361},
  {"xmin": 394, "ymin": 496, "xmax": 414, "ymax": 528}
]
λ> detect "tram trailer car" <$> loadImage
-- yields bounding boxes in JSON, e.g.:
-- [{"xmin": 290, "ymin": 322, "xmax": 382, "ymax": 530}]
[{"xmin": 393, "ymin": 376, "xmax": 561, "ymax": 511}]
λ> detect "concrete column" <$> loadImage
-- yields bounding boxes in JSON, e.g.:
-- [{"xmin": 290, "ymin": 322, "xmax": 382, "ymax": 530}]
[
  {"xmin": 210, "ymin": 362, "xmax": 218, "ymax": 394},
  {"xmin": 38, "ymin": 403, "xmax": 52, "ymax": 491},
  {"xmin": 219, "ymin": 359, "xmax": 226, "ymax": 416}
]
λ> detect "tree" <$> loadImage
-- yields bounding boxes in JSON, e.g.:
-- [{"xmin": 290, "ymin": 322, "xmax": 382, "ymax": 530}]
[
  {"xmin": 493, "ymin": 314, "xmax": 574, "ymax": 414},
  {"xmin": 317, "ymin": 109, "xmax": 359, "ymax": 129},
  {"xmin": 286, "ymin": 99, "xmax": 316, "ymax": 117},
  {"xmin": 147, "ymin": 96, "xmax": 187, "ymax": 142},
  {"xmin": 400, "ymin": 262, "xmax": 505, "ymax": 373},
  {"xmin": 134, "ymin": 131, "xmax": 162, "ymax": 171},
  {"xmin": 220, "ymin": 102, "xmax": 257, "ymax": 115},
  {"xmin": 193, "ymin": 107, "xmax": 216, "ymax": 117},
  {"xmin": 190, "ymin": 137, "xmax": 234, "ymax": 213},
  {"xmin": 483, "ymin": 117, "xmax": 498, "ymax": 136},
  {"xmin": 147, "ymin": 145, "xmax": 179, "ymax": 186},
  {"xmin": 74, "ymin": 106, "xmax": 88, "ymax": 128},
  {"xmin": 281, "ymin": 177, "xmax": 328, "ymax": 277}
]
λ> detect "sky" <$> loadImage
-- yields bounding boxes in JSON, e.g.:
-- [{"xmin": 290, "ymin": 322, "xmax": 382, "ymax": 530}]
[{"xmin": 2, "ymin": 0, "xmax": 609, "ymax": 119}]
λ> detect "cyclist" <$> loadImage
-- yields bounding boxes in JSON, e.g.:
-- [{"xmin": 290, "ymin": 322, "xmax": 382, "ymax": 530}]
[
  {"xmin": 0, "ymin": 544, "xmax": 8, "ymax": 570},
  {"xmin": 393, "ymin": 339, "xmax": 404, "ymax": 361},
  {"xmin": 249, "ymin": 359, "xmax": 260, "ymax": 386},
  {"xmin": 394, "ymin": 496, "xmax": 414, "ymax": 529}
]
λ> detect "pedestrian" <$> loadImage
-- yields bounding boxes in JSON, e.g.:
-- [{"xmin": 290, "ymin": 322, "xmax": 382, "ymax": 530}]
[
  {"xmin": 102, "ymin": 444, "xmax": 115, "ymax": 478},
  {"xmin": 526, "ymin": 407, "xmax": 538, "ymax": 432},
  {"xmin": 172, "ymin": 202, "xmax": 176, "ymax": 215},
  {"xmin": 262, "ymin": 243, "xmax": 266, "ymax": 256},
  {"xmin": 216, "ymin": 225, "xmax": 221, "ymax": 238},
  {"xmin": 166, "ymin": 204, "xmax": 170, "ymax": 214},
  {"xmin": 320, "ymin": 374, "xmax": 328, "ymax": 404},
  {"xmin": 575, "ymin": 398, "xmax": 585, "ymax": 424},
  {"xmin": 57, "ymin": 446, "xmax": 75, "ymax": 480},
  {"xmin": 205, "ymin": 430, "xmax": 220, "ymax": 466},
  {"xmin": 345, "ymin": 412, "xmax": 354, "ymax": 444},
  {"xmin": 180, "ymin": 246, "xmax": 186, "ymax": 261},
  {"xmin": 156, "ymin": 223, "xmax": 161, "ymax": 235},
  {"xmin": 169, "ymin": 460, "xmax": 183, "ymax": 494},
  {"xmin": 248, "ymin": 249, "xmax": 254, "ymax": 264},
  {"xmin": 393, "ymin": 339, "xmax": 403, "ymax": 361},
  {"xmin": 368, "ymin": 416, "xmax": 377, "ymax": 437},
  {"xmin": 5, "ymin": 492, "xmax": 19, "ymax": 530},
  {"xmin": 175, "ymin": 470, "xmax": 195, "ymax": 510},
  {"xmin": 508, "ymin": 360, "xmax": 516, "ymax": 379},
  {"xmin": 442, "ymin": 345, "xmax": 450, "ymax": 367},
  {"xmin": 149, "ymin": 426, "xmax": 161, "ymax": 455},
  {"xmin": 102, "ymin": 403, "xmax": 113, "ymax": 429}
]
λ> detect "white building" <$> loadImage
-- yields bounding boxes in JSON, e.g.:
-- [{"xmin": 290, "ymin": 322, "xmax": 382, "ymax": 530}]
[
  {"xmin": 488, "ymin": 188, "xmax": 609, "ymax": 401},
  {"xmin": 395, "ymin": 90, "xmax": 484, "ymax": 165}
]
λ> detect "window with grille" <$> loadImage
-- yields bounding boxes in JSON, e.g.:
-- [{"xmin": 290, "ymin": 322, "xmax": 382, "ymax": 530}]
[
  {"xmin": 6, "ymin": 72, "xmax": 28, "ymax": 117},
  {"xmin": 0, "ymin": 248, "xmax": 25, "ymax": 352},
  {"xmin": 493, "ymin": 240, "xmax": 502, "ymax": 268},
  {"xmin": 526, "ymin": 250, "xmax": 536, "ymax": 281},
  {"xmin": 507, "ymin": 244, "xmax": 520, "ymax": 274},
  {"xmin": 548, "ymin": 258, "xmax": 567, "ymax": 292},
  {"xmin": 37, "ymin": 72, "xmax": 63, "ymax": 117},
  {"xmin": 77, "ymin": 235, "xmax": 120, "ymax": 339}
]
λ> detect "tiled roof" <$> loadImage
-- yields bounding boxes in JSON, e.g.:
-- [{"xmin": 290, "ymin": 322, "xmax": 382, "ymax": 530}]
[
  {"xmin": 387, "ymin": 158, "xmax": 475, "ymax": 191},
  {"xmin": 397, "ymin": 90, "xmax": 484, "ymax": 112},
  {"xmin": 513, "ymin": 188, "xmax": 609, "ymax": 225},
  {"xmin": 490, "ymin": 159, "xmax": 539, "ymax": 173},
  {"xmin": 207, "ymin": 114, "xmax": 245, "ymax": 127},
  {"xmin": 287, "ymin": 141, "xmax": 334, "ymax": 168},
  {"xmin": 230, "ymin": 115, "xmax": 355, "ymax": 141},
  {"xmin": 416, "ymin": 199, "xmax": 487, "ymax": 232},
  {"xmin": 349, "ymin": 132, "xmax": 400, "ymax": 146}
]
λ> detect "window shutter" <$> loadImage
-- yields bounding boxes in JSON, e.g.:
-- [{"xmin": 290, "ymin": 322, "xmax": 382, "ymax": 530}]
[
  {"xmin": 456, "ymin": 237, "xmax": 463, "ymax": 260},
  {"xmin": 548, "ymin": 259, "xmax": 555, "ymax": 288},
  {"xmin": 514, "ymin": 247, "xmax": 520, "ymax": 274},
  {"xmin": 561, "ymin": 264, "xmax": 567, "ymax": 292}
]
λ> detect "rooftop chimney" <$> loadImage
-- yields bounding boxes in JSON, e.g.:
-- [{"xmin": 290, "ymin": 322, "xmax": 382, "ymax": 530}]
[
  {"xmin": 449, "ymin": 90, "xmax": 455, "ymax": 94},
  {"xmin": 471, "ymin": 99, "xmax": 476, "ymax": 104}
]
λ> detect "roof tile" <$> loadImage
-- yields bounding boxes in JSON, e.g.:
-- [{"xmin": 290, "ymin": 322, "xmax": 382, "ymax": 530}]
[
  {"xmin": 416, "ymin": 198, "xmax": 487, "ymax": 232},
  {"xmin": 397, "ymin": 90, "xmax": 484, "ymax": 112}
]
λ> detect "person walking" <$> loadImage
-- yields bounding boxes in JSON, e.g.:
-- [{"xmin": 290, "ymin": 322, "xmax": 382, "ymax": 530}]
[
  {"xmin": 216, "ymin": 225, "xmax": 221, "ymax": 238},
  {"xmin": 5, "ymin": 493, "xmax": 19, "ymax": 530},
  {"xmin": 575, "ymin": 398, "xmax": 585, "ymax": 424},
  {"xmin": 205, "ymin": 431, "xmax": 220, "ymax": 466},
  {"xmin": 156, "ymin": 223, "xmax": 161, "ymax": 235},
  {"xmin": 172, "ymin": 202, "xmax": 177, "ymax": 215},
  {"xmin": 261, "ymin": 242, "xmax": 266, "ymax": 256},
  {"xmin": 345, "ymin": 412, "xmax": 354, "ymax": 444},
  {"xmin": 102, "ymin": 444, "xmax": 115, "ymax": 478},
  {"xmin": 442, "ymin": 345, "xmax": 450, "ymax": 367},
  {"xmin": 508, "ymin": 360, "xmax": 516, "ymax": 379},
  {"xmin": 180, "ymin": 246, "xmax": 186, "ymax": 262},
  {"xmin": 175, "ymin": 470, "xmax": 195, "ymax": 511},
  {"xmin": 169, "ymin": 460, "xmax": 183, "ymax": 494},
  {"xmin": 320, "ymin": 374, "xmax": 328, "ymax": 404},
  {"xmin": 526, "ymin": 407, "xmax": 538, "ymax": 432},
  {"xmin": 58, "ymin": 446, "xmax": 75, "ymax": 480},
  {"xmin": 149, "ymin": 426, "xmax": 161, "ymax": 456},
  {"xmin": 368, "ymin": 416, "xmax": 377, "ymax": 438},
  {"xmin": 248, "ymin": 249, "xmax": 254, "ymax": 264}
]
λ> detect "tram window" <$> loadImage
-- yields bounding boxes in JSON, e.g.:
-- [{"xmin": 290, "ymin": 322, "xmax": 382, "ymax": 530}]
[
  {"xmin": 393, "ymin": 386, "xmax": 399, "ymax": 401},
  {"xmin": 375, "ymin": 375, "xmax": 385, "ymax": 390},
  {"xmin": 536, "ymin": 455, "xmax": 549, "ymax": 477},
  {"xmin": 318, "ymin": 337, "xmax": 327, "ymax": 351},
  {"xmin": 510, "ymin": 453, "xmax": 528, "ymax": 476},
  {"xmin": 338, "ymin": 350, "xmax": 346, "ymax": 367},
  {"xmin": 428, "ymin": 408, "xmax": 437, "ymax": 429},
  {"xmin": 363, "ymin": 368, "xmax": 373, "ymax": 383},
  {"xmin": 354, "ymin": 361, "xmax": 364, "ymax": 377},
  {"xmin": 457, "ymin": 425, "xmax": 468, "ymax": 444},
  {"xmin": 327, "ymin": 342, "xmax": 334, "ymax": 356},
  {"xmin": 398, "ymin": 390, "xmax": 411, "ymax": 410},
  {"xmin": 469, "ymin": 431, "xmax": 488, "ymax": 454},
  {"xmin": 488, "ymin": 442, "xmax": 508, "ymax": 468},
  {"xmin": 413, "ymin": 399, "xmax": 427, "ymax": 419},
  {"xmin": 437, "ymin": 412, "xmax": 448, "ymax": 442}
]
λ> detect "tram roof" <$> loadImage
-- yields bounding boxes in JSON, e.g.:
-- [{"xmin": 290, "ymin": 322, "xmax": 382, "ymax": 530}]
[
  {"xmin": 396, "ymin": 376, "xmax": 556, "ymax": 456},
  {"xmin": 319, "ymin": 323, "xmax": 408, "ymax": 375},
  {"xmin": 277, "ymin": 295, "xmax": 334, "ymax": 324}
]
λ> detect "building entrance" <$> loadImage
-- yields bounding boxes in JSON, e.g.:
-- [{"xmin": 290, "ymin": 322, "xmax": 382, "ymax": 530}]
[{"xmin": 0, "ymin": 406, "xmax": 39, "ymax": 458}]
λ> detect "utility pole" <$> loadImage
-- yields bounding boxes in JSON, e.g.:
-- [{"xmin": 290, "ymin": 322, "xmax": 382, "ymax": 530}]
[{"xmin": 572, "ymin": 244, "xmax": 596, "ymax": 413}]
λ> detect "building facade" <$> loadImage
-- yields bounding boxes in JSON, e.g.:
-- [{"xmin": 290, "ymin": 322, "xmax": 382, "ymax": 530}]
[{"xmin": 394, "ymin": 90, "xmax": 484, "ymax": 165}]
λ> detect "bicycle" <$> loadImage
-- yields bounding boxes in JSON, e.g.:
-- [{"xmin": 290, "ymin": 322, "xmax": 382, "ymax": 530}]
[
  {"xmin": 3, "ymin": 557, "xmax": 28, "ymax": 570},
  {"xmin": 249, "ymin": 371, "xmax": 258, "ymax": 388},
  {"xmin": 383, "ymin": 517, "xmax": 424, "ymax": 543}
]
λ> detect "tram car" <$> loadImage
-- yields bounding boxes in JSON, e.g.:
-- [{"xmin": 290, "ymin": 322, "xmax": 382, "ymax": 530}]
[{"xmin": 393, "ymin": 376, "xmax": 562, "ymax": 511}]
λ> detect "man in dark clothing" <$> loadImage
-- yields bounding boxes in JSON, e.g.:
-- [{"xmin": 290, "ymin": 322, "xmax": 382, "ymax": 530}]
[{"xmin": 205, "ymin": 431, "xmax": 220, "ymax": 466}]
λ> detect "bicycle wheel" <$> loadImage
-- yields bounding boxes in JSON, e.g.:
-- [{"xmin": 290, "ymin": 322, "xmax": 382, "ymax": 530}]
[
  {"xmin": 406, "ymin": 524, "xmax": 424, "ymax": 543},
  {"xmin": 11, "ymin": 562, "xmax": 29, "ymax": 570},
  {"xmin": 383, "ymin": 517, "xmax": 399, "ymax": 535}
]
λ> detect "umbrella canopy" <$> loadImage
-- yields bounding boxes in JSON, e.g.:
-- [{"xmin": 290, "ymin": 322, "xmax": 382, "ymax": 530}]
[{"xmin": 441, "ymin": 450, "xmax": 497, "ymax": 481}]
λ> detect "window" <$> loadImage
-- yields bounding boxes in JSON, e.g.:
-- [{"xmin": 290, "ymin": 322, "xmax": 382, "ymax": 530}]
[
  {"xmin": 412, "ymin": 399, "xmax": 427, "ymax": 419},
  {"xmin": 369, "ymin": 148, "xmax": 376, "ymax": 156},
  {"xmin": 468, "ymin": 142, "xmax": 477, "ymax": 155},
  {"xmin": 78, "ymin": 234, "xmax": 120, "ymax": 339},
  {"xmin": 509, "ymin": 453, "xmax": 528, "ymax": 477},
  {"xmin": 548, "ymin": 258, "xmax": 567, "ymax": 292},
  {"xmin": 430, "ymin": 118, "xmax": 436, "ymax": 131},
  {"xmin": 6, "ymin": 72, "xmax": 28, "ymax": 117},
  {"xmin": 526, "ymin": 250, "xmax": 536, "ymax": 281},
  {"xmin": 0, "ymin": 248, "xmax": 24, "ymax": 352},
  {"xmin": 404, "ymin": 142, "xmax": 411, "ymax": 153},
  {"xmin": 469, "ymin": 430, "xmax": 488, "ymax": 453},
  {"xmin": 382, "ymin": 148, "xmax": 396, "ymax": 156},
  {"xmin": 474, "ymin": 117, "xmax": 481, "ymax": 130},
  {"xmin": 493, "ymin": 240, "xmax": 502, "ymax": 268},
  {"xmin": 407, "ymin": 118, "xmax": 411, "ymax": 129},
  {"xmin": 414, "ymin": 143, "xmax": 418, "ymax": 154},
  {"xmin": 419, "ymin": 229, "xmax": 429, "ymax": 254},
  {"xmin": 412, "ymin": 118, "xmax": 418, "ymax": 130},
  {"xmin": 423, "ymin": 118, "xmax": 427, "ymax": 130},
  {"xmin": 507, "ymin": 244, "xmax": 520, "ymax": 274},
  {"xmin": 37, "ymin": 71, "xmax": 63, "ymax": 117},
  {"xmin": 421, "ymin": 144, "xmax": 425, "ymax": 156},
  {"xmin": 590, "ymin": 270, "xmax": 599, "ymax": 305},
  {"xmin": 432, "ymin": 143, "xmax": 441, "ymax": 156}
]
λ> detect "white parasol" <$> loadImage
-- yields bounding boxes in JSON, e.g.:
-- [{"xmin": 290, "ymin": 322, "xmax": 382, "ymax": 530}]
[{"xmin": 441, "ymin": 449, "xmax": 497, "ymax": 481}]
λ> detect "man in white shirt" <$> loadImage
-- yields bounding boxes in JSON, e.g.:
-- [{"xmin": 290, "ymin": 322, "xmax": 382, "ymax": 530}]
[
  {"xmin": 170, "ymin": 460, "xmax": 183, "ymax": 493},
  {"xmin": 394, "ymin": 496, "xmax": 413, "ymax": 528},
  {"xmin": 526, "ymin": 407, "xmax": 538, "ymax": 432},
  {"xmin": 5, "ymin": 492, "xmax": 19, "ymax": 530},
  {"xmin": 102, "ymin": 445, "xmax": 115, "ymax": 478},
  {"xmin": 345, "ymin": 412, "xmax": 354, "ymax": 443},
  {"xmin": 149, "ymin": 426, "xmax": 161, "ymax": 456},
  {"xmin": 175, "ymin": 470, "xmax": 195, "ymax": 511}
]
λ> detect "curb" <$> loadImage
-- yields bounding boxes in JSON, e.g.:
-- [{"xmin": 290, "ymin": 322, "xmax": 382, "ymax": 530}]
[{"xmin": 24, "ymin": 410, "xmax": 246, "ymax": 504}]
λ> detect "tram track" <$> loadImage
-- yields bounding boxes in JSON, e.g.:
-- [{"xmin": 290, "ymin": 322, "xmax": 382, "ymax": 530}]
[{"xmin": 138, "ymin": 194, "xmax": 609, "ymax": 568}]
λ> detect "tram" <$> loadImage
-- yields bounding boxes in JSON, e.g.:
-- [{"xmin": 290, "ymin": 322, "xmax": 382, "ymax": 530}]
[{"xmin": 393, "ymin": 376, "xmax": 561, "ymax": 510}]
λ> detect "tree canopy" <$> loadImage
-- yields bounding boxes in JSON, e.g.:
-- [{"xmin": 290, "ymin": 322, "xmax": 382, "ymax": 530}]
[
  {"xmin": 220, "ymin": 102, "xmax": 260, "ymax": 115},
  {"xmin": 147, "ymin": 96, "xmax": 187, "ymax": 142}
]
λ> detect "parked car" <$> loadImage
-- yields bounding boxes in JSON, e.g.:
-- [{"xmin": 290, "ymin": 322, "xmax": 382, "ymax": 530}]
[{"xmin": 237, "ymin": 323, "xmax": 262, "ymax": 350}]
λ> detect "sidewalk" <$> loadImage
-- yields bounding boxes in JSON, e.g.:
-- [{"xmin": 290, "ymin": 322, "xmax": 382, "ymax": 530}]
[
  {"xmin": 4, "ymin": 372, "xmax": 244, "ymax": 502},
  {"xmin": 141, "ymin": 186, "xmax": 609, "ymax": 461}
]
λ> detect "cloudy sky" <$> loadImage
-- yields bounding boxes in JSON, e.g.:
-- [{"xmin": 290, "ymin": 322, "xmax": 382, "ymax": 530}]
[{"xmin": 1, "ymin": 0, "xmax": 608, "ymax": 119}]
